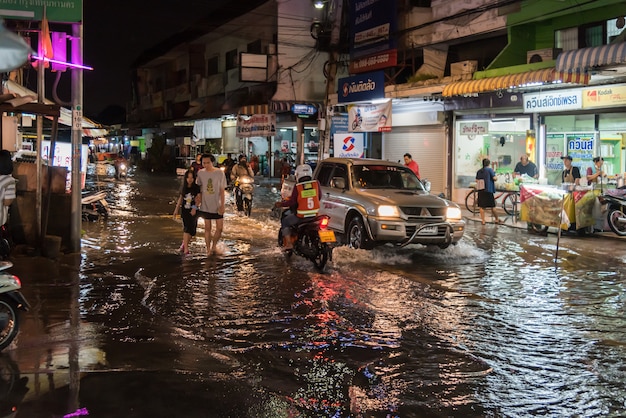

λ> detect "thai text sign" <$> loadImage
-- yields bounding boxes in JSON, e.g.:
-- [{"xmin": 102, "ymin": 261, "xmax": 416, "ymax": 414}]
[
  {"xmin": 460, "ymin": 122, "xmax": 488, "ymax": 135},
  {"xmin": 523, "ymin": 89, "xmax": 582, "ymax": 112},
  {"xmin": 0, "ymin": 0, "xmax": 82, "ymax": 22},
  {"xmin": 236, "ymin": 114, "xmax": 276, "ymax": 138},
  {"xmin": 338, "ymin": 70, "xmax": 385, "ymax": 103},
  {"xmin": 350, "ymin": 0, "xmax": 397, "ymax": 59},
  {"xmin": 348, "ymin": 100, "xmax": 392, "ymax": 133},
  {"xmin": 349, "ymin": 49, "xmax": 397, "ymax": 74},
  {"xmin": 334, "ymin": 133, "xmax": 365, "ymax": 158}
]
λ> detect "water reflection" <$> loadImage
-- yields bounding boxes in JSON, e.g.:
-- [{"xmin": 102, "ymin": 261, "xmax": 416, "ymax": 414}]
[{"xmin": 11, "ymin": 169, "xmax": 626, "ymax": 416}]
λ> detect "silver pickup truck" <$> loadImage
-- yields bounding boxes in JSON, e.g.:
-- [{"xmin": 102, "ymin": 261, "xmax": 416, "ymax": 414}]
[{"xmin": 292, "ymin": 157, "xmax": 465, "ymax": 249}]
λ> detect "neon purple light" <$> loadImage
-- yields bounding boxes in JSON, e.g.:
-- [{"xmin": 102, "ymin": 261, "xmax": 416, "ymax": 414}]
[{"xmin": 32, "ymin": 55, "xmax": 94, "ymax": 71}]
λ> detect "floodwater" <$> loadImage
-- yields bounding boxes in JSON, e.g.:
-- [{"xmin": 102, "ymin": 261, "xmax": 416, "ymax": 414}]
[{"xmin": 4, "ymin": 167, "xmax": 626, "ymax": 417}]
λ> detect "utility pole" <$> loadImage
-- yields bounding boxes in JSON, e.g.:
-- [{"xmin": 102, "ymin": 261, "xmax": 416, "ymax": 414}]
[{"xmin": 69, "ymin": 22, "xmax": 83, "ymax": 252}]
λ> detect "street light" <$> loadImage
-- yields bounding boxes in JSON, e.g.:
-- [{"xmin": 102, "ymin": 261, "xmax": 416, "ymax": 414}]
[{"xmin": 314, "ymin": 1, "xmax": 324, "ymax": 9}]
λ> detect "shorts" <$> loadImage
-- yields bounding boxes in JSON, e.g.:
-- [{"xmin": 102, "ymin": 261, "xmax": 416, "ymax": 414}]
[
  {"xmin": 477, "ymin": 191, "xmax": 496, "ymax": 208},
  {"xmin": 197, "ymin": 210, "xmax": 223, "ymax": 220},
  {"xmin": 181, "ymin": 209, "xmax": 198, "ymax": 236}
]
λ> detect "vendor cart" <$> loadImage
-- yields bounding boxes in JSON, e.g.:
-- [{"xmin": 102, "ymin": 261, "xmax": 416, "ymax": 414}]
[{"xmin": 519, "ymin": 184, "xmax": 605, "ymax": 234}]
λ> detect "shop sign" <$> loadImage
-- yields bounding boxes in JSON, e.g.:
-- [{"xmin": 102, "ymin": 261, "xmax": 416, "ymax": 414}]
[
  {"xmin": 291, "ymin": 104, "xmax": 317, "ymax": 117},
  {"xmin": 334, "ymin": 133, "xmax": 365, "ymax": 158},
  {"xmin": 338, "ymin": 70, "xmax": 385, "ymax": 103},
  {"xmin": 349, "ymin": 0, "xmax": 397, "ymax": 59},
  {"xmin": 566, "ymin": 133, "xmax": 594, "ymax": 160},
  {"xmin": 582, "ymin": 84, "xmax": 626, "ymax": 109},
  {"xmin": 459, "ymin": 122, "xmax": 488, "ymax": 135},
  {"xmin": 349, "ymin": 49, "xmax": 397, "ymax": 74},
  {"xmin": 523, "ymin": 90, "xmax": 582, "ymax": 112},
  {"xmin": 0, "ymin": 1, "xmax": 82, "ymax": 22},
  {"xmin": 347, "ymin": 100, "xmax": 392, "ymax": 133},
  {"xmin": 236, "ymin": 114, "xmax": 276, "ymax": 138}
]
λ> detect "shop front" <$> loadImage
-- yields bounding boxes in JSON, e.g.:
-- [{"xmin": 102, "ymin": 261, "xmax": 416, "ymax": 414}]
[
  {"xmin": 523, "ymin": 84, "xmax": 626, "ymax": 186},
  {"xmin": 447, "ymin": 91, "xmax": 533, "ymax": 204}
]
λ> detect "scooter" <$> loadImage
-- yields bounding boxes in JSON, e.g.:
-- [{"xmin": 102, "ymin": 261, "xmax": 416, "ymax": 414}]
[
  {"xmin": 115, "ymin": 161, "xmax": 128, "ymax": 180},
  {"xmin": 602, "ymin": 192, "xmax": 626, "ymax": 236},
  {"xmin": 81, "ymin": 190, "xmax": 109, "ymax": 221},
  {"xmin": 233, "ymin": 175, "xmax": 255, "ymax": 216},
  {"xmin": 0, "ymin": 261, "xmax": 30, "ymax": 351},
  {"xmin": 277, "ymin": 211, "xmax": 335, "ymax": 271}
]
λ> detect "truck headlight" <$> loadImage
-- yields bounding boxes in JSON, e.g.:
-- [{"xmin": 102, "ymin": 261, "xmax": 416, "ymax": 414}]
[
  {"xmin": 446, "ymin": 206, "xmax": 462, "ymax": 220},
  {"xmin": 377, "ymin": 205, "xmax": 400, "ymax": 217}
]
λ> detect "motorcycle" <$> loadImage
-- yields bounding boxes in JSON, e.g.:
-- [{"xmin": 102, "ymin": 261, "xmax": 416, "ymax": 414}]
[
  {"xmin": 602, "ymin": 192, "xmax": 626, "ymax": 236},
  {"xmin": 0, "ymin": 261, "xmax": 30, "ymax": 350},
  {"xmin": 81, "ymin": 190, "xmax": 109, "ymax": 221},
  {"xmin": 114, "ymin": 160, "xmax": 128, "ymax": 180},
  {"xmin": 277, "ymin": 211, "xmax": 336, "ymax": 271},
  {"xmin": 233, "ymin": 175, "xmax": 255, "ymax": 216}
]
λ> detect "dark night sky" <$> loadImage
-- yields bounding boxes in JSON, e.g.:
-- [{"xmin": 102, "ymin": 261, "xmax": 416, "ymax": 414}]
[{"xmin": 82, "ymin": 1, "xmax": 228, "ymax": 121}]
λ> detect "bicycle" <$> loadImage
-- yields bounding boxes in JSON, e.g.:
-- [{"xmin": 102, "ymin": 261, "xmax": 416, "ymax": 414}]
[{"xmin": 465, "ymin": 187, "xmax": 519, "ymax": 216}]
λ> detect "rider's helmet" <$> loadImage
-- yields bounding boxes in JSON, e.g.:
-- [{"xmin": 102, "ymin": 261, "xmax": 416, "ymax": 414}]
[{"xmin": 295, "ymin": 164, "xmax": 313, "ymax": 182}]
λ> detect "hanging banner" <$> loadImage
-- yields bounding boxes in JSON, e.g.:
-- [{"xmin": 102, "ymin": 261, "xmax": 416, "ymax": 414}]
[
  {"xmin": 334, "ymin": 133, "xmax": 365, "ymax": 158},
  {"xmin": 347, "ymin": 100, "xmax": 392, "ymax": 132},
  {"xmin": 236, "ymin": 114, "xmax": 276, "ymax": 138}
]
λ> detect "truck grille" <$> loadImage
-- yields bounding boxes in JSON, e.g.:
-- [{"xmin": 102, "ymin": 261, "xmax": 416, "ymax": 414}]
[{"xmin": 400, "ymin": 206, "xmax": 446, "ymax": 219}]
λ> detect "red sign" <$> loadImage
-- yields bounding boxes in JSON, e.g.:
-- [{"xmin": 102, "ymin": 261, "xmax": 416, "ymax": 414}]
[{"xmin": 349, "ymin": 49, "xmax": 397, "ymax": 74}]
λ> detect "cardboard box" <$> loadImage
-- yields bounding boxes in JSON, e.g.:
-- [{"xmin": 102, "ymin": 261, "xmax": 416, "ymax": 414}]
[{"xmin": 450, "ymin": 60, "xmax": 478, "ymax": 76}]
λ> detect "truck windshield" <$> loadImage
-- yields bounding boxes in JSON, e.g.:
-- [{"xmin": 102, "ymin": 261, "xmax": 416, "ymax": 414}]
[{"xmin": 352, "ymin": 165, "xmax": 425, "ymax": 191}]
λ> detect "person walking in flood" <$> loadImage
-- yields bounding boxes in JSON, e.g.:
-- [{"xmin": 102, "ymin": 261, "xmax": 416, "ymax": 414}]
[
  {"xmin": 193, "ymin": 153, "xmax": 227, "ymax": 256},
  {"xmin": 173, "ymin": 169, "xmax": 200, "ymax": 255},
  {"xmin": 476, "ymin": 158, "xmax": 501, "ymax": 225}
]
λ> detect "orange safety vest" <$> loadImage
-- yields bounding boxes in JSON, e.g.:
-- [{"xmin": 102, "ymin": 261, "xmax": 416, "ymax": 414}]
[{"xmin": 295, "ymin": 180, "xmax": 320, "ymax": 218}]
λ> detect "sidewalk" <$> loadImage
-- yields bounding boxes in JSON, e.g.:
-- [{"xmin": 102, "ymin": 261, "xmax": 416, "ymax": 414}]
[{"xmin": 461, "ymin": 207, "xmax": 626, "ymax": 241}]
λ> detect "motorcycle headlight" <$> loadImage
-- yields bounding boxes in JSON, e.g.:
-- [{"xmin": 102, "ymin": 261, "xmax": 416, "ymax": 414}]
[
  {"xmin": 377, "ymin": 205, "xmax": 400, "ymax": 217},
  {"xmin": 446, "ymin": 206, "xmax": 462, "ymax": 220}
]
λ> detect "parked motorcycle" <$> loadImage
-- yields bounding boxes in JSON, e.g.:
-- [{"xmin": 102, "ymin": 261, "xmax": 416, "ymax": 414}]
[
  {"xmin": 81, "ymin": 190, "xmax": 109, "ymax": 221},
  {"xmin": 602, "ymin": 192, "xmax": 626, "ymax": 236},
  {"xmin": 0, "ymin": 261, "xmax": 30, "ymax": 350},
  {"xmin": 277, "ymin": 211, "xmax": 335, "ymax": 271},
  {"xmin": 233, "ymin": 175, "xmax": 255, "ymax": 216}
]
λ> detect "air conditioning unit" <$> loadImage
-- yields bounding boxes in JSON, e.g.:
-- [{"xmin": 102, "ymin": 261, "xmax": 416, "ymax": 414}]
[{"xmin": 526, "ymin": 48, "xmax": 562, "ymax": 64}]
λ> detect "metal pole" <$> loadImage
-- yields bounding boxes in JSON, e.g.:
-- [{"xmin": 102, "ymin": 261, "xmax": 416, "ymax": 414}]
[
  {"xmin": 36, "ymin": 46, "xmax": 44, "ymax": 245},
  {"xmin": 69, "ymin": 22, "xmax": 83, "ymax": 252}
]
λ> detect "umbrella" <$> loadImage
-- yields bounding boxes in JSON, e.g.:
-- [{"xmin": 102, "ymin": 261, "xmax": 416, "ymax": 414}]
[{"xmin": 0, "ymin": 19, "xmax": 33, "ymax": 72}]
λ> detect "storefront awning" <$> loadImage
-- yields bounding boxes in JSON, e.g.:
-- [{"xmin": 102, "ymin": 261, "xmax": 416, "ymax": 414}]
[
  {"xmin": 238, "ymin": 103, "xmax": 269, "ymax": 115},
  {"xmin": 442, "ymin": 68, "xmax": 557, "ymax": 97},
  {"xmin": 555, "ymin": 42, "xmax": 626, "ymax": 73}
]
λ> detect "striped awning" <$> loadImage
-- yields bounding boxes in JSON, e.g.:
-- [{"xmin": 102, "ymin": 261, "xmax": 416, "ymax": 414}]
[
  {"xmin": 442, "ymin": 68, "xmax": 557, "ymax": 97},
  {"xmin": 556, "ymin": 42, "xmax": 626, "ymax": 73},
  {"xmin": 238, "ymin": 103, "xmax": 269, "ymax": 115}
]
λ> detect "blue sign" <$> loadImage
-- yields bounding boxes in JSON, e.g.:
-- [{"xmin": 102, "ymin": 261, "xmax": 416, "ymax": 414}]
[
  {"xmin": 291, "ymin": 104, "xmax": 318, "ymax": 116},
  {"xmin": 349, "ymin": 0, "xmax": 397, "ymax": 59},
  {"xmin": 337, "ymin": 71, "xmax": 385, "ymax": 103}
]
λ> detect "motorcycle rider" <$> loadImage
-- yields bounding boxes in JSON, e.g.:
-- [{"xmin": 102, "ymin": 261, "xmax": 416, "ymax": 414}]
[
  {"xmin": 230, "ymin": 155, "xmax": 254, "ymax": 212},
  {"xmin": 114, "ymin": 152, "xmax": 128, "ymax": 179},
  {"xmin": 274, "ymin": 164, "xmax": 321, "ymax": 250}
]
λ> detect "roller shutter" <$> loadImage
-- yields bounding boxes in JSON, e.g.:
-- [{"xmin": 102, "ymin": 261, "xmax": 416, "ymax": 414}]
[{"xmin": 383, "ymin": 126, "xmax": 446, "ymax": 195}]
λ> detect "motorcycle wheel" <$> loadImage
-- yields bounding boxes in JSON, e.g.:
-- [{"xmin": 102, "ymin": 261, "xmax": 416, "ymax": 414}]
[
  {"xmin": 243, "ymin": 198, "xmax": 252, "ymax": 217},
  {"xmin": 0, "ymin": 295, "xmax": 20, "ymax": 351},
  {"xmin": 300, "ymin": 232, "xmax": 328, "ymax": 271},
  {"xmin": 607, "ymin": 208, "xmax": 626, "ymax": 236}
]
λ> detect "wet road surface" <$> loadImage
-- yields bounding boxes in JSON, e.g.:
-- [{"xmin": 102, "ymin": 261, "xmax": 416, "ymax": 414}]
[{"xmin": 3, "ymin": 168, "xmax": 626, "ymax": 417}]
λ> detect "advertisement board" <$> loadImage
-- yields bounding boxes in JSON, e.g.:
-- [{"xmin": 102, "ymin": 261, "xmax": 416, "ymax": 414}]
[{"xmin": 334, "ymin": 133, "xmax": 365, "ymax": 158}]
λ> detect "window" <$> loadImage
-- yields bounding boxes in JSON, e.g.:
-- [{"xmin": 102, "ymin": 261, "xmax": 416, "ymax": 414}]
[
  {"xmin": 226, "ymin": 49, "xmax": 238, "ymax": 70},
  {"xmin": 247, "ymin": 39, "xmax": 262, "ymax": 54},
  {"xmin": 316, "ymin": 164, "xmax": 335, "ymax": 187},
  {"xmin": 207, "ymin": 55, "xmax": 219, "ymax": 76}
]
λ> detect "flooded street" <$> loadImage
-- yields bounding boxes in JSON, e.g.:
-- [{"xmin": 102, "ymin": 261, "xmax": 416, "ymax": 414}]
[{"xmin": 4, "ymin": 169, "xmax": 626, "ymax": 417}]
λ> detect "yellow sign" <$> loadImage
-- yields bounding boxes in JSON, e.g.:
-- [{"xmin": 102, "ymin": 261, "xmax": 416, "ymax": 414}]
[{"xmin": 582, "ymin": 85, "xmax": 626, "ymax": 108}]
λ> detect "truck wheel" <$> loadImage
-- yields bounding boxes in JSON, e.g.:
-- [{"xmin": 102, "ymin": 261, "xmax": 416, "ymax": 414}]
[{"xmin": 347, "ymin": 217, "xmax": 371, "ymax": 250}]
